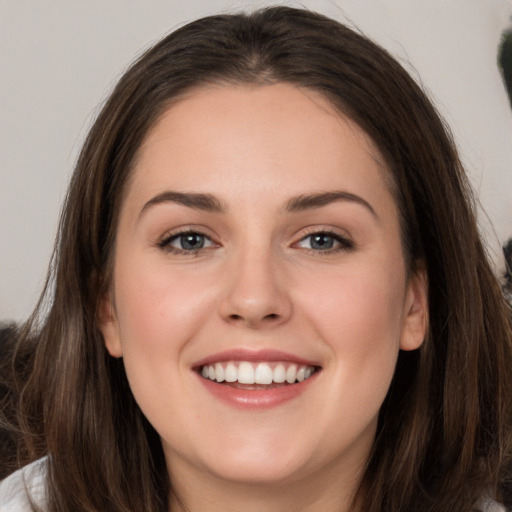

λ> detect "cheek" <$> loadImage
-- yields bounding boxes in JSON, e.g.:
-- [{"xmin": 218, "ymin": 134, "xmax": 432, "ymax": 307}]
[
  {"xmin": 299, "ymin": 263, "xmax": 406, "ymax": 400},
  {"xmin": 113, "ymin": 258, "xmax": 217, "ymax": 354},
  {"xmin": 302, "ymin": 261, "xmax": 406, "ymax": 344},
  {"xmin": 111, "ymin": 259, "xmax": 219, "ymax": 425}
]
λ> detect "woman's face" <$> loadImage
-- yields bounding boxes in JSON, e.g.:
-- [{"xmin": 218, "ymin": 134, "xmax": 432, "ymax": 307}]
[{"xmin": 100, "ymin": 83, "xmax": 427, "ymax": 494}]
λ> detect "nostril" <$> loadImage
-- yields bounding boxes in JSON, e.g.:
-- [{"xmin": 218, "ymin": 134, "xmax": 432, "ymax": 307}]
[{"xmin": 228, "ymin": 312, "xmax": 280, "ymax": 323}]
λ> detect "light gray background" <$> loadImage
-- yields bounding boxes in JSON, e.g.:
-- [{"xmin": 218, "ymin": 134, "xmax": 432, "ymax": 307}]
[{"xmin": 1, "ymin": 0, "xmax": 512, "ymax": 322}]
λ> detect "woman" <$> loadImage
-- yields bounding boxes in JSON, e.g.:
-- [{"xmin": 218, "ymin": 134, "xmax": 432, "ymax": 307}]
[{"xmin": 1, "ymin": 6, "xmax": 511, "ymax": 511}]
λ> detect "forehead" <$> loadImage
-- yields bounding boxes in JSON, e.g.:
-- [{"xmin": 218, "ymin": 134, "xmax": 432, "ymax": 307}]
[{"xmin": 127, "ymin": 83, "xmax": 393, "ymax": 203}]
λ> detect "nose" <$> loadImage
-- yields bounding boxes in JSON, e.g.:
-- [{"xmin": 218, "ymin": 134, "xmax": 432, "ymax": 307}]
[{"xmin": 219, "ymin": 245, "xmax": 292, "ymax": 329}]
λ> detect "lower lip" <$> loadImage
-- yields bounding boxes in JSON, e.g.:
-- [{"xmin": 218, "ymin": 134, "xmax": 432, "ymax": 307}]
[{"xmin": 196, "ymin": 372, "xmax": 319, "ymax": 410}]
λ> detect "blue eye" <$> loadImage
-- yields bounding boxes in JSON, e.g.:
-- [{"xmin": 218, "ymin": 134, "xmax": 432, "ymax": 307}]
[
  {"xmin": 159, "ymin": 231, "xmax": 215, "ymax": 253},
  {"xmin": 174, "ymin": 233, "xmax": 206, "ymax": 250},
  {"xmin": 309, "ymin": 234, "xmax": 335, "ymax": 250},
  {"xmin": 297, "ymin": 232, "xmax": 352, "ymax": 252}
]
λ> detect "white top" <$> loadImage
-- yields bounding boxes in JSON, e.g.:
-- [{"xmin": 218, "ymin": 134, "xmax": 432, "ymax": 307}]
[
  {"xmin": 0, "ymin": 457, "xmax": 507, "ymax": 511},
  {"xmin": 0, "ymin": 458, "xmax": 47, "ymax": 511}
]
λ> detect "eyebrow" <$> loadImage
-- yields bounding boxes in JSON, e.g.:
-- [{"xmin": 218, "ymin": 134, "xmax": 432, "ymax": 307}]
[
  {"xmin": 285, "ymin": 191, "xmax": 377, "ymax": 217},
  {"xmin": 139, "ymin": 191, "xmax": 226, "ymax": 218},
  {"xmin": 139, "ymin": 189, "xmax": 377, "ymax": 219}
]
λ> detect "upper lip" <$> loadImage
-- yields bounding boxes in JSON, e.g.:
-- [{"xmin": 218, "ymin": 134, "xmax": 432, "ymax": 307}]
[{"xmin": 192, "ymin": 348, "xmax": 321, "ymax": 369}]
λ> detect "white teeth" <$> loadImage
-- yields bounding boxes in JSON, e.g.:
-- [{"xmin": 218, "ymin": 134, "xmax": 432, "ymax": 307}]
[
  {"xmin": 238, "ymin": 362, "xmax": 255, "ymax": 384},
  {"xmin": 286, "ymin": 364, "xmax": 297, "ymax": 384},
  {"xmin": 273, "ymin": 363, "xmax": 286, "ymax": 383},
  {"xmin": 200, "ymin": 361, "xmax": 316, "ymax": 385},
  {"xmin": 225, "ymin": 363, "xmax": 237, "ymax": 382},
  {"xmin": 215, "ymin": 363, "xmax": 225, "ymax": 382},
  {"xmin": 255, "ymin": 363, "xmax": 273, "ymax": 384}
]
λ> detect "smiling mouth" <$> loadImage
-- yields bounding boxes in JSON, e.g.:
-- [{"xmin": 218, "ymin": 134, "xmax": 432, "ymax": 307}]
[{"xmin": 199, "ymin": 361, "xmax": 320, "ymax": 387}]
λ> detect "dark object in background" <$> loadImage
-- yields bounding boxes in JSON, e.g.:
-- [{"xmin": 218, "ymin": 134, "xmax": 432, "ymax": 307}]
[
  {"xmin": 503, "ymin": 238, "xmax": 512, "ymax": 304},
  {"xmin": 0, "ymin": 322, "xmax": 43, "ymax": 480},
  {"xmin": 498, "ymin": 23, "xmax": 512, "ymax": 107},
  {"xmin": 0, "ymin": 322, "xmax": 23, "ymax": 479}
]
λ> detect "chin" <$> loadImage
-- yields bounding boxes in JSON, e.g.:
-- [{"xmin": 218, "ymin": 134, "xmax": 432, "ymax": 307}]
[{"xmin": 202, "ymin": 454, "xmax": 311, "ymax": 486}]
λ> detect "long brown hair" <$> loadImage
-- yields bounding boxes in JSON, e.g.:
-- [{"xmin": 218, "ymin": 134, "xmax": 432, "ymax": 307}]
[{"xmin": 15, "ymin": 6, "xmax": 512, "ymax": 511}]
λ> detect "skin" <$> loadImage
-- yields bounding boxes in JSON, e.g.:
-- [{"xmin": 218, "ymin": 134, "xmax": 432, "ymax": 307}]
[{"xmin": 99, "ymin": 83, "xmax": 427, "ymax": 512}]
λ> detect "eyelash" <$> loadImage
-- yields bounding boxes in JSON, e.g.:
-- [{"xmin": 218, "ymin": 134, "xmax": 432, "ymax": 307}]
[
  {"xmin": 295, "ymin": 229, "xmax": 354, "ymax": 254},
  {"xmin": 157, "ymin": 229, "xmax": 354, "ymax": 255},
  {"xmin": 157, "ymin": 229, "xmax": 216, "ymax": 255}
]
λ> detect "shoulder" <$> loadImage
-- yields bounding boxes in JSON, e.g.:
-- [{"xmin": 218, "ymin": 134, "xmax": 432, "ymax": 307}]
[
  {"xmin": 0, "ymin": 458, "xmax": 47, "ymax": 511},
  {"xmin": 479, "ymin": 497, "xmax": 508, "ymax": 512}
]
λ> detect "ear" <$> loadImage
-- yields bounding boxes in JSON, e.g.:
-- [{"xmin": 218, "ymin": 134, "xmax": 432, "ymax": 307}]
[
  {"xmin": 400, "ymin": 267, "xmax": 428, "ymax": 351},
  {"xmin": 97, "ymin": 292, "xmax": 123, "ymax": 358}
]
